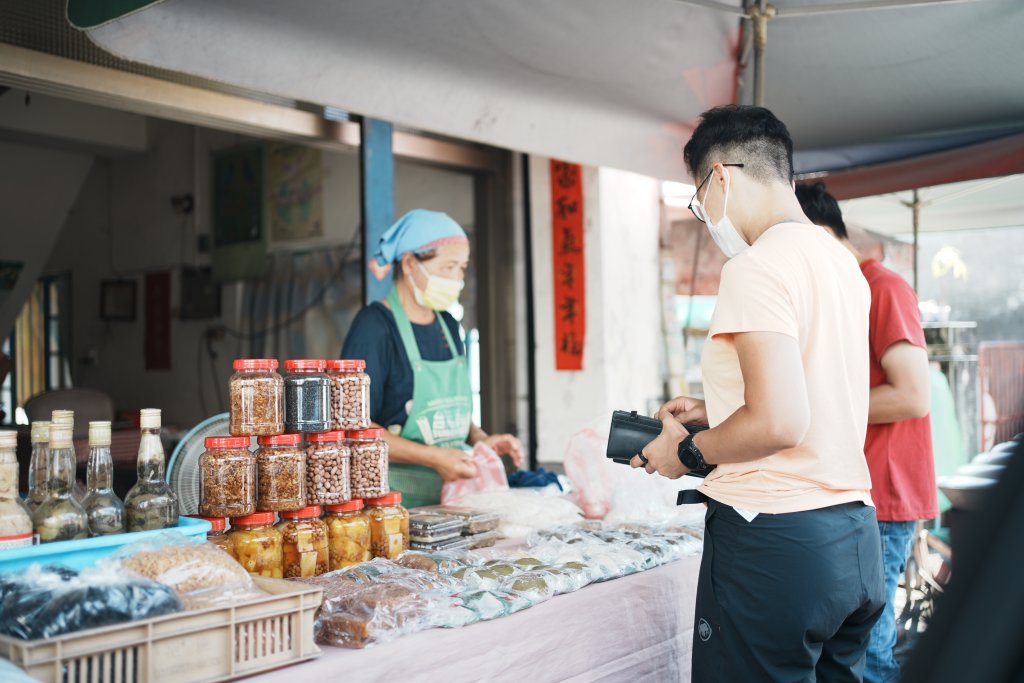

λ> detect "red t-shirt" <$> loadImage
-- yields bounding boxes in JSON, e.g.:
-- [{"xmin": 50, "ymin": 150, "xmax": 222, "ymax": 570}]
[{"xmin": 861, "ymin": 259, "xmax": 938, "ymax": 521}]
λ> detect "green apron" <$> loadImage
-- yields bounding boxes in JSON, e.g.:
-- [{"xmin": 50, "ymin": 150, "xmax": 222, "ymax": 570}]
[{"xmin": 386, "ymin": 288, "xmax": 473, "ymax": 508}]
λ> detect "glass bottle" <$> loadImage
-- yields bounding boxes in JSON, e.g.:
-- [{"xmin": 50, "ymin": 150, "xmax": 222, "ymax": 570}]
[
  {"xmin": 26, "ymin": 421, "xmax": 51, "ymax": 514},
  {"xmin": 125, "ymin": 409, "xmax": 179, "ymax": 531},
  {"xmin": 32, "ymin": 424, "xmax": 89, "ymax": 543},
  {"xmin": 82, "ymin": 421, "xmax": 125, "ymax": 536},
  {"xmin": 0, "ymin": 430, "xmax": 33, "ymax": 549}
]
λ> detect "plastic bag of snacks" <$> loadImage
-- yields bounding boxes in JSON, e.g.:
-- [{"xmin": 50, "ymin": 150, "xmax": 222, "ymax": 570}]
[{"xmin": 440, "ymin": 443, "xmax": 509, "ymax": 506}]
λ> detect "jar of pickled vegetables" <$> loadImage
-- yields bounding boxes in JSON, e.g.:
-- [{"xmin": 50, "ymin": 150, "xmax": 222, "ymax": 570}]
[
  {"xmin": 228, "ymin": 512, "xmax": 283, "ymax": 578},
  {"xmin": 194, "ymin": 516, "xmax": 234, "ymax": 557},
  {"xmin": 255, "ymin": 434, "xmax": 306, "ymax": 512},
  {"xmin": 200, "ymin": 436, "xmax": 256, "ymax": 517},
  {"xmin": 324, "ymin": 499, "xmax": 372, "ymax": 570},
  {"xmin": 365, "ymin": 492, "xmax": 409, "ymax": 560},
  {"xmin": 276, "ymin": 506, "xmax": 329, "ymax": 578}
]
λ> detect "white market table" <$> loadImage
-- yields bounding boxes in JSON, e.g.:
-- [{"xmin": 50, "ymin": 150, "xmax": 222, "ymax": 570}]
[{"xmin": 247, "ymin": 554, "xmax": 702, "ymax": 683}]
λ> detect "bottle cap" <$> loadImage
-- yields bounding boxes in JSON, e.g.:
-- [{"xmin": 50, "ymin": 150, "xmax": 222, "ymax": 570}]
[
  {"xmin": 0, "ymin": 431, "xmax": 16, "ymax": 449},
  {"xmin": 306, "ymin": 431, "xmax": 346, "ymax": 443},
  {"xmin": 281, "ymin": 505, "xmax": 322, "ymax": 519},
  {"xmin": 51, "ymin": 410, "xmax": 74, "ymax": 427},
  {"xmin": 284, "ymin": 359, "xmax": 325, "ymax": 371},
  {"xmin": 31, "ymin": 421, "xmax": 51, "ymax": 444},
  {"xmin": 205, "ymin": 436, "xmax": 251, "ymax": 449},
  {"xmin": 50, "ymin": 425, "xmax": 73, "ymax": 449},
  {"xmin": 233, "ymin": 359, "xmax": 279, "ymax": 371},
  {"xmin": 257, "ymin": 433, "xmax": 302, "ymax": 446},
  {"xmin": 325, "ymin": 359, "xmax": 366, "ymax": 372},
  {"xmin": 232, "ymin": 511, "xmax": 276, "ymax": 526},
  {"xmin": 192, "ymin": 516, "xmax": 227, "ymax": 532},
  {"xmin": 140, "ymin": 409, "xmax": 161, "ymax": 430},
  {"xmin": 326, "ymin": 499, "xmax": 364, "ymax": 513},
  {"xmin": 366, "ymin": 492, "xmax": 402, "ymax": 506},
  {"xmin": 89, "ymin": 421, "xmax": 112, "ymax": 447},
  {"xmin": 347, "ymin": 428, "xmax": 384, "ymax": 440}
]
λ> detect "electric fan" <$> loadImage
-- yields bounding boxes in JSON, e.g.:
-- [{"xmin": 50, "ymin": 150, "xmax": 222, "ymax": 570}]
[{"xmin": 166, "ymin": 412, "xmax": 237, "ymax": 515}]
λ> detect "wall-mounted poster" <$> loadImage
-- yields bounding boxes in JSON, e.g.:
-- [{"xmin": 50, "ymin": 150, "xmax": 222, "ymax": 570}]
[{"xmin": 265, "ymin": 143, "xmax": 323, "ymax": 243}]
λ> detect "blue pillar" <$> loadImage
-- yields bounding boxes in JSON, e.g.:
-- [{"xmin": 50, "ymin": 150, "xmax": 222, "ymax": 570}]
[{"xmin": 360, "ymin": 117, "xmax": 395, "ymax": 305}]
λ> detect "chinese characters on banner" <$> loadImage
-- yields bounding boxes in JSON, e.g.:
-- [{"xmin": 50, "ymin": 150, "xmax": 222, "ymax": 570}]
[{"xmin": 550, "ymin": 160, "xmax": 585, "ymax": 370}]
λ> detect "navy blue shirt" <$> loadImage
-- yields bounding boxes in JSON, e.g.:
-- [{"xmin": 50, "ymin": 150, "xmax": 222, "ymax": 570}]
[{"xmin": 341, "ymin": 302, "xmax": 465, "ymax": 430}]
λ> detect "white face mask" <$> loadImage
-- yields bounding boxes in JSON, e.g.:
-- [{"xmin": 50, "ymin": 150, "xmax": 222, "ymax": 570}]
[
  {"xmin": 703, "ymin": 169, "xmax": 750, "ymax": 259},
  {"xmin": 409, "ymin": 261, "xmax": 464, "ymax": 311}
]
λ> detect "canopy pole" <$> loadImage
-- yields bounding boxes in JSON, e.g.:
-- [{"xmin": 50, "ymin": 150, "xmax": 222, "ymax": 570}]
[
  {"xmin": 912, "ymin": 188, "xmax": 920, "ymax": 293},
  {"xmin": 749, "ymin": 2, "xmax": 777, "ymax": 106}
]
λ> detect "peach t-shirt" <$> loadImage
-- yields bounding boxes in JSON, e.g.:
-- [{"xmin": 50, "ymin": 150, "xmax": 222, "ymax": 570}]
[{"xmin": 698, "ymin": 222, "xmax": 874, "ymax": 514}]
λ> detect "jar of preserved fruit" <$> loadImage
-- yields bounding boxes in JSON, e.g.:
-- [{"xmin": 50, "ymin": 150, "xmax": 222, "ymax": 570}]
[
  {"xmin": 228, "ymin": 512, "xmax": 284, "ymax": 578},
  {"xmin": 283, "ymin": 360, "xmax": 330, "ymax": 433},
  {"xmin": 326, "ymin": 360, "xmax": 371, "ymax": 430},
  {"xmin": 200, "ymin": 436, "xmax": 256, "ymax": 517},
  {"xmin": 349, "ymin": 428, "xmax": 389, "ymax": 499},
  {"xmin": 193, "ymin": 516, "xmax": 234, "ymax": 557},
  {"xmin": 276, "ymin": 506, "xmax": 329, "ymax": 578},
  {"xmin": 255, "ymin": 434, "xmax": 306, "ymax": 512},
  {"xmin": 366, "ymin": 492, "xmax": 409, "ymax": 560},
  {"xmin": 229, "ymin": 359, "xmax": 285, "ymax": 437},
  {"xmin": 305, "ymin": 431, "xmax": 351, "ymax": 506},
  {"xmin": 0, "ymin": 431, "xmax": 33, "ymax": 550},
  {"xmin": 82, "ymin": 421, "xmax": 125, "ymax": 536},
  {"xmin": 125, "ymin": 409, "xmax": 179, "ymax": 532},
  {"xmin": 324, "ymin": 499, "xmax": 372, "ymax": 570}
]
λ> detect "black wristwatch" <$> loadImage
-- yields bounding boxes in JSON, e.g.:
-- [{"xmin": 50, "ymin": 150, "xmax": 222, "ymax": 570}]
[{"xmin": 677, "ymin": 433, "xmax": 707, "ymax": 471}]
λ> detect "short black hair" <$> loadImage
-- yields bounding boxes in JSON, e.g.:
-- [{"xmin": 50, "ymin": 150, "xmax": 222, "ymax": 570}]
[
  {"xmin": 683, "ymin": 105, "xmax": 794, "ymax": 184},
  {"xmin": 795, "ymin": 182, "xmax": 848, "ymax": 239}
]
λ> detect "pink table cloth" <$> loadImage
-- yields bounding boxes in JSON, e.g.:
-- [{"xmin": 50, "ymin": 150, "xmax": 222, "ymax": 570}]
[{"xmin": 248, "ymin": 554, "xmax": 702, "ymax": 683}]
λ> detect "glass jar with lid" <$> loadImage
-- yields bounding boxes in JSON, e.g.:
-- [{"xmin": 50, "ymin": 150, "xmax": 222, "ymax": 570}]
[
  {"xmin": 276, "ymin": 506, "xmax": 329, "ymax": 578},
  {"xmin": 124, "ymin": 409, "xmax": 179, "ymax": 531},
  {"xmin": 349, "ymin": 428, "xmax": 389, "ymax": 499},
  {"xmin": 82, "ymin": 421, "xmax": 126, "ymax": 536},
  {"xmin": 305, "ymin": 431, "xmax": 351, "ymax": 506},
  {"xmin": 324, "ymin": 499, "xmax": 372, "ymax": 570},
  {"xmin": 32, "ymin": 424, "xmax": 89, "ymax": 543},
  {"xmin": 25, "ymin": 421, "xmax": 50, "ymax": 514},
  {"xmin": 366, "ymin": 492, "xmax": 409, "ymax": 560},
  {"xmin": 229, "ymin": 359, "xmax": 285, "ymax": 437},
  {"xmin": 0, "ymin": 431, "xmax": 33, "ymax": 550},
  {"xmin": 283, "ymin": 360, "xmax": 330, "ymax": 433},
  {"xmin": 326, "ymin": 360, "xmax": 371, "ymax": 430},
  {"xmin": 228, "ymin": 512, "xmax": 284, "ymax": 578},
  {"xmin": 255, "ymin": 434, "xmax": 306, "ymax": 511},
  {"xmin": 193, "ymin": 516, "xmax": 235, "ymax": 557},
  {"xmin": 200, "ymin": 436, "xmax": 256, "ymax": 517}
]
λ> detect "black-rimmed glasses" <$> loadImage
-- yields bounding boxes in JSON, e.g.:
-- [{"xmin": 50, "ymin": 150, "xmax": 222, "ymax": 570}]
[{"xmin": 688, "ymin": 163, "xmax": 744, "ymax": 224}]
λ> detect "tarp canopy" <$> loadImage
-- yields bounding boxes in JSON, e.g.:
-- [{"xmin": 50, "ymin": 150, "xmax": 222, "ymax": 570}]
[{"xmin": 72, "ymin": 0, "xmax": 1024, "ymax": 192}]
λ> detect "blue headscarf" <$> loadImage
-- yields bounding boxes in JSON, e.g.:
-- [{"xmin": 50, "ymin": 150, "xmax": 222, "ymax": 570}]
[{"xmin": 373, "ymin": 209, "xmax": 468, "ymax": 269}]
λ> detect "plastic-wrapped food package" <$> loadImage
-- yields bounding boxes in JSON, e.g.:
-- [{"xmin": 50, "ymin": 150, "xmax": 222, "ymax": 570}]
[
  {"xmin": 458, "ymin": 490, "xmax": 583, "ymax": 539},
  {"xmin": 408, "ymin": 512, "xmax": 463, "ymax": 543},
  {"xmin": 502, "ymin": 571, "xmax": 556, "ymax": 605},
  {"xmin": 410, "ymin": 536, "xmax": 473, "ymax": 553},
  {"xmin": 449, "ymin": 565, "xmax": 505, "ymax": 592},
  {"xmin": 112, "ymin": 534, "xmax": 265, "ymax": 609},
  {"xmin": 458, "ymin": 589, "xmax": 511, "ymax": 621},
  {"xmin": 0, "ymin": 565, "xmax": 182, "ymax": 640},
  {"xmin": 414, "ymin": 505, "xmax": 500, "ymax": 535},
  {"xmin": 395, "ymin": 550, "xmax": 468, "ymax": 575}
]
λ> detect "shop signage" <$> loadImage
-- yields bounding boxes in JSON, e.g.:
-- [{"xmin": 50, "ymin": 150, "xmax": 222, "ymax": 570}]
[{"xmin": 550, "ymin": 160, "xmax": 585, "ymax": 371}]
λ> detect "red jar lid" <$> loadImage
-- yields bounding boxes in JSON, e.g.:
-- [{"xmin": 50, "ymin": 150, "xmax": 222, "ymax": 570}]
[
  {"xmin": 192, "ymin": 516, "xmax": 226, "ymax": 532},
  {"xmin": 348, "ymin": 428, "xmax": 383, "ymax": 440},
  {"xmin": 284, "ymin": 359, "xmax": 325, "ymax": 371},
  {"xmin": 232, "ymin": 512, "xmax": 276, "ymax": 526},
  {"xmin": 257, "ymin": 433, "xmax": 302, "ymax": 446},
  {"xmin": 205, "ymin": 436, "xmax": 250, "ymax": 449},
  {"xmin": 326, "ymin": 499, "xmax": 364, "ymax": 513},
  {"xmin": 326, "ymin": 359, "xmax": 366, "ymax": 371},
  {"xmin": 281, "ymin": 505, "xmax": 322, "ymax": 519},
  {"xmin": 307, "ymin": 430, "xmax": 345, "ymax": 443},
  {"xmin": 366, "ymin": 492, "xmax": 402, "ymax": 506},
  {"xmin": 233, "ymin": 358, "xmax": 278, "ymax": 371}
]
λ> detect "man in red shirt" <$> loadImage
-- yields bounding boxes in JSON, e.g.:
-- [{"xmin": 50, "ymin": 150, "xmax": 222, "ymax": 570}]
[{"xmin": 797, "ymin": 182, "xmax": 938, "ymax": 683}]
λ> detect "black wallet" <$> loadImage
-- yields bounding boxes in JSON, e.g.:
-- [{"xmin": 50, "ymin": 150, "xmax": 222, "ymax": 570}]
[{"xmin": 606, "ymin": 410, "xmax": 715, "ymax": 478}]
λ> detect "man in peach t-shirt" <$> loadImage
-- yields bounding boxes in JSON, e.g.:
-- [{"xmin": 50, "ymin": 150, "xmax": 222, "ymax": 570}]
[{"xmin": 633, "ymin": 106, "xmax": 885, "ymax": 682}]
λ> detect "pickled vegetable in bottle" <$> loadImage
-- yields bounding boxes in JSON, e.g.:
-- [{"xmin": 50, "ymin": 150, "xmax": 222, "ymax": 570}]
[
  {"xmin": 125, "ymin": 409, "xmax": 179, "ymax": 532},
  {"xmin": 25, "ymin": 421, "xmax": 50, "ymax": 514},
  {"xmin": 229, "ymin": 512, "xmax": 284, "ymax": 578},
  {"xmin": 0, "ymin": 431, "xmax": 33, "ymax": 549},
  {"xmin": 82, "ymin": 421, "xmax": 125, "ymax": 536},
  {"xmin": 32, "ymin": 424, "xmax": 88, "ymax": 543}
]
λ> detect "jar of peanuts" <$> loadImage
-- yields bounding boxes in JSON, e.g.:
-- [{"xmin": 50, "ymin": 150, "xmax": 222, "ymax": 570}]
[
  {"xmin": 348, "ymin": 428, "xmax": 389, "ymax": 499},
  {"xmin": 255, "ymin": 434, "xmax": 306, "ymax": 512},
  {"xmin": 305, "ymin": 431, "xmax": 351, "ymax": 506},
  {"xmin": 229, "ymin": 359, "xmax": 284, "ymax": 437},
  {"xmin": 326, "ymin": 360, "xmax": 371, "ymax": 430}
]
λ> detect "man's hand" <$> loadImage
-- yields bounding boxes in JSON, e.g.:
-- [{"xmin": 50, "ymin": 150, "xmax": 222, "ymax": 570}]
[
  {"xmin": 656, "ymin": 396, "xmax": 709, "ymax": 426},
  {"xmin": 483, "ymin": 433, "xmax": 525, "ymax": 468},
  {"xmin": 630, "ymin": 415, "xmax": 691, "ymax": 479}
]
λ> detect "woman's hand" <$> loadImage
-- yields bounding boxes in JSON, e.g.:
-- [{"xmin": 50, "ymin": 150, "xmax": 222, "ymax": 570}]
[
  {"xmin": 657, "ymin": 396, "xmax": 709, "ymax": 426},
  {"xmin": 483, "ymin": 434, "xmax": 525, "ymax": 468},
  {"xmin": 433, "ymin": 448, "xmax": 478, "ymax": 482}
]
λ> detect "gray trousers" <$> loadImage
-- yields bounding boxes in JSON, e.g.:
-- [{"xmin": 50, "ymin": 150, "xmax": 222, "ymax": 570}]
[{"xmin": 692, "ymin": 499, "xmax": 886, "ymax": 683}]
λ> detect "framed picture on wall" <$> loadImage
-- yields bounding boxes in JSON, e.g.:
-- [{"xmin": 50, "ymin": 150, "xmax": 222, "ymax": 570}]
[{"xmin": 100, "ymin": 280, "xmax": 137, "ymax": 322}]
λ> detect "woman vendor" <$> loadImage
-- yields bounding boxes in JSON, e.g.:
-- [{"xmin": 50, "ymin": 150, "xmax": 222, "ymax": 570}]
[{"xmin": 342, "ymin": 209, "xmax": 524, "ymax": 507}]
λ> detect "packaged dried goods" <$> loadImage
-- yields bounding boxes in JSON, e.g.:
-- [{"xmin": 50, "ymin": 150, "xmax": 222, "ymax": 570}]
[
  {"xmin": 230, "ymin": 358, "xmax": 285, "ymax": 437},
  {"xmin": 255, "ymin": 433, "xmax": 306, "ymax": 511},
  {"xmin": 25, "ymin": 421, "xmax": 50, "ymax": 514},
  {"xmin": 450, "ymin": 566, "xmax": 503, "ymax": 591},
  {"xmin": 229, "ymin": 511, "xmax": 285, "ymax": 579},
  {"xmin": 366, "ymin": 492, "xmax": 409, "ymax": 560},
  {"xmin": 32, "ymin": 424, "xmax": 89, "ymax": 543},
  {"xmin": 0, "ymin": 431, "xmax": 32, "ymax": 549},
  {"xmin": 503, "ymin": 571, "xmax": 556, "ymax": 605},
  {"xmin": 82, "ymin": 421, "xmax": 126, "ymax": 536},
  {"xmin": 125, "ymin": 409, "xmax": 180, "ymax": 531},
  {"xmin": 199, "ymin": 435, "xmax": 256, "ymax": 517},
  {"xmin": 326, "ymin": 359, "xmax": 371, "ymax": 430},
  {"xmin": 408, "ymin": 512, "xmax": 463, "ymax": 543},
  {"xmin": 283, "ymin": 359, "xmax": 330, "ymax": 433},
  {"xmin": 395, "ymin": 550, "xmax": 467, "ymax": 575},
  {"xmin": 0, "ymin": 564, "xmax": 182, "ymax": 640},
  {"xmin": 277, "ymin": 506, "xmax": 330, "ymax": 578},
  {"xmin": 193, "ymin": 516, "xmax": 234, "ymax": 556},
  {"xmin": 324, "ymin": 499, "xmax": 372, "ymax": 570},
  {"xmin": 416, "ymin": 505, "xmax": 500, "ymax": 535},
  {"xmin": 465, "ymin": 530, "xmax": 502, "ymax": 549},
  {"xmin": 410, "ymin": 536, "xmax": 473, "ymax": 553},
  {"xmin": 349, "ymin": 428, "xmax": 389, "ymax": 499},
  {"xmin": 306, "ymin": 431, "xmax": 351, "ymax": 505}
]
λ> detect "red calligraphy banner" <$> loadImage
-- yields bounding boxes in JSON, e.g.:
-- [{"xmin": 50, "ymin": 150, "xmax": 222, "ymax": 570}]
[{"xmin": 550, "ymin": 160, "xmax": 585, "ymax": 370}]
